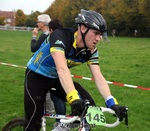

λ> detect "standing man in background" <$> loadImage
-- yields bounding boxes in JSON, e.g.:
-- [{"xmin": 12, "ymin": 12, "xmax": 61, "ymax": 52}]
[
  {"xmin": 31, "ymin": 14, "xmax": 51, "ymax": 52},
  {"xmin": 30, "ymin": 14, "xmax": 66, "ymax": 117}
]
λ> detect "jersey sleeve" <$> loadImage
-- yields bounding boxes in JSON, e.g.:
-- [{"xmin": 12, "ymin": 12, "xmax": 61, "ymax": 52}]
[
  {"xmin": 50, "ymin": 29, "xmax": 66, "ymax": 54},
  {"xmin": 87, "ymin": 48, "xmax": 99, "ymax": 65}
]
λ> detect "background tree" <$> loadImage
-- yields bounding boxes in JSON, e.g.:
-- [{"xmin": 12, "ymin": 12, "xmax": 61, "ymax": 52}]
[
  {"xmin": 0, "ymin": 16, "xmax": 5, "ymax": 25},
  {"xmin": 25, "ymin": 18, "xmax": 36, "ymax": 27},
  {"xmin": 15, "ymin": 9, "xmax": 26, "ymax": 26},
  {"xmin": 44, "ymin": 0, "xmax": 69, "ymax": 21},
  {"xmin": 17, "ymin": 0, "xmax": 150, "ymax": 36},
  {"xmin": 64, "ymin": 0, "xmax": 94, "ymax": 27},
  {"xmin": 25, "ymin": 11, "xmax": 41, "ymax": 27},
  {"xmin": 137, "ymin": 0, "xmax": 150, "ymax": 36}
]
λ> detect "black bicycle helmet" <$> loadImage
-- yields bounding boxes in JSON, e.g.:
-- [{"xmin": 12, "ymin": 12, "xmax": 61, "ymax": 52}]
[{"xmin": 75, "ymin": 9, "xmax": 107, "ymax": 32}]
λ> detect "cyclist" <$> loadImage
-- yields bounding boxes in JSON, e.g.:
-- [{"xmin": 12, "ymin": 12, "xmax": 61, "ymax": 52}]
[{"xmin": 24, "ymin": 9, "xmax": 127, "ymax": 131}]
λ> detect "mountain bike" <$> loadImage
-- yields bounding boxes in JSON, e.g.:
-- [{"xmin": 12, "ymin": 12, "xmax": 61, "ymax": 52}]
[{"xmin": 2, "ymin": 100, "xmax": 128, "ymax": 131}]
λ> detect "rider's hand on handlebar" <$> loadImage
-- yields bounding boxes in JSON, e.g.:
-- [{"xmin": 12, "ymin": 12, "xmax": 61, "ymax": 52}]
[
  {"xmin": 71, "ymin": 99, "xmax": 85, "ymax": 116},
  {"xmin": 105, "ymin": 96, "xmax": 128, "ymax": 122},
  {"xmin": 66, "ymin": 89, "xmax": 85, "ymax": 116},
  {"xmin": 111, "ymin": 105, "xmax": 127, "ymax": 121}
]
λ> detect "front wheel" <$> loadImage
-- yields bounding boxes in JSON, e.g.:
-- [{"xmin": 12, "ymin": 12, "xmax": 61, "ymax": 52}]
[{"xmin": 2, "ymin": 117, "xmax": 25, "ymax": 131}]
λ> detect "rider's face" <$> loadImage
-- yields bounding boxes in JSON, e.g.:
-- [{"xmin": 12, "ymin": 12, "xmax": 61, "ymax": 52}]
[
  {"xmin": 79, "ymin": 25, "xmax": 102, "ymax": 50},
  {"xmin": 85, "ymin": 29, "xmax": 102, "ymax": 50}
]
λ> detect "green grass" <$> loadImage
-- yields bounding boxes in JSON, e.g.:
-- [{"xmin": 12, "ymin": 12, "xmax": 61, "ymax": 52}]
[{"xmin": 0, "ymin": 30, "xmax": 150, "ymax": 131}]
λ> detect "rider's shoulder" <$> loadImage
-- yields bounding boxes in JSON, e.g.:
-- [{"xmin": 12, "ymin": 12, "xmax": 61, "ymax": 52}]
[{"xmin": 52, "ymin": 28, "xmax": 77, "ymax": 34}]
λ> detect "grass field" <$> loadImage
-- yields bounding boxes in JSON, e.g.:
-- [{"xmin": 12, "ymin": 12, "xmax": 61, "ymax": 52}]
[{"xmin": 0, "ymin": 30, "xmax": 150, "ymax": 131}]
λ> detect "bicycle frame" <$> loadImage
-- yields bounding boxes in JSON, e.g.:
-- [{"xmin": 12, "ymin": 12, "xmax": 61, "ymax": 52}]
[{"xmin": 41, "ymin": 113, "xmax": 80, "ymax": 131}]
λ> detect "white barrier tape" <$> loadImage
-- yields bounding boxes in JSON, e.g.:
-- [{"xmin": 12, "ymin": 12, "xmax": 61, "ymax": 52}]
[
  {"xmin": 0, "ymin": 62, "xmax": 150, "ymax": 91},
  {"xmin": 0, "ymin": 62, "xmax": 26, "ymax": 69}
]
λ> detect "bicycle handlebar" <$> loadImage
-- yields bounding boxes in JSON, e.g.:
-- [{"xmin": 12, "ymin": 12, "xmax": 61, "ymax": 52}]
[
  {"xmin": 60, "ymin": 107, "xmax": 120, "ymax": 128},
  {"xmin": 60, "ymin": 116, "xmax": 79, "ymax": 123},
  {"xmin": 100, "ymin": 107, "xmax": 120, "ymax": 127}
]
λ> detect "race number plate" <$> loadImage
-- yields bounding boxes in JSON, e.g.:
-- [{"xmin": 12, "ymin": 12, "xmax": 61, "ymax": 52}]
[{"xmin": 86, "ymin": 106, "xmax": 106, "ymax": 125}]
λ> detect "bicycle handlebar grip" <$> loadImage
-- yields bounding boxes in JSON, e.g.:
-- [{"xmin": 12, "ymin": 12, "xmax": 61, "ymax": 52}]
[{"xmin": 100, "ymin": 107, "xmax": 120, "ymax": 128}]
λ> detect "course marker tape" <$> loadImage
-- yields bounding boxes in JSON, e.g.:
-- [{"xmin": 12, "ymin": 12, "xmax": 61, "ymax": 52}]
[
  {"xmin": 0, "ymin": 62, "xmax": 26, "ymax": 69},
  {"xmin": 0, "ymin": 62, "xmax": 150, "ymax": 91},
  {"xmin": 71, "ymin": 75, "xmax": 150, "ymax": 91}
]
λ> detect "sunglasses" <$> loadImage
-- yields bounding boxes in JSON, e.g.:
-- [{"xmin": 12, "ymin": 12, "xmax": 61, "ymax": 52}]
[{"xmin": 37, "ymin": 21, "xmax": 43, "ymax": 23}]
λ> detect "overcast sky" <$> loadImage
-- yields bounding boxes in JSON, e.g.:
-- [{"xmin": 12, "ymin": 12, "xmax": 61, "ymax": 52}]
[{"xmin": 0, "ymin": 0, "xmax": 55, "ymax": 14}]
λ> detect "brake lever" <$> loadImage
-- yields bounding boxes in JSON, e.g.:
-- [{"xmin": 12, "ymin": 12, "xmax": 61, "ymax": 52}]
[
  {"xmin": 124, "ymin": 107, "xmax": 129, "ymax": 128},
  {"xmin": 80, "ymin": 99, "xmax": 90, "ymax": 122}
]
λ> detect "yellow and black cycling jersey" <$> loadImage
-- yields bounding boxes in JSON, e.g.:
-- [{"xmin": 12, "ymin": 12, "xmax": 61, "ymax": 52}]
[{"xmin": 27, "ymin": 28, "xmax": 99, "ymax": 78}]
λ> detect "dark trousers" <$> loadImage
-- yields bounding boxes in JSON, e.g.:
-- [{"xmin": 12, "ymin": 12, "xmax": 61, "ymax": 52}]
[
  {"xmin": 24, "ymin": 68, "xmax": 95, "ymax": 131},
  {"xmin": 50, "ymin": 91, "xmax": 66, "ymax": 122}
]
